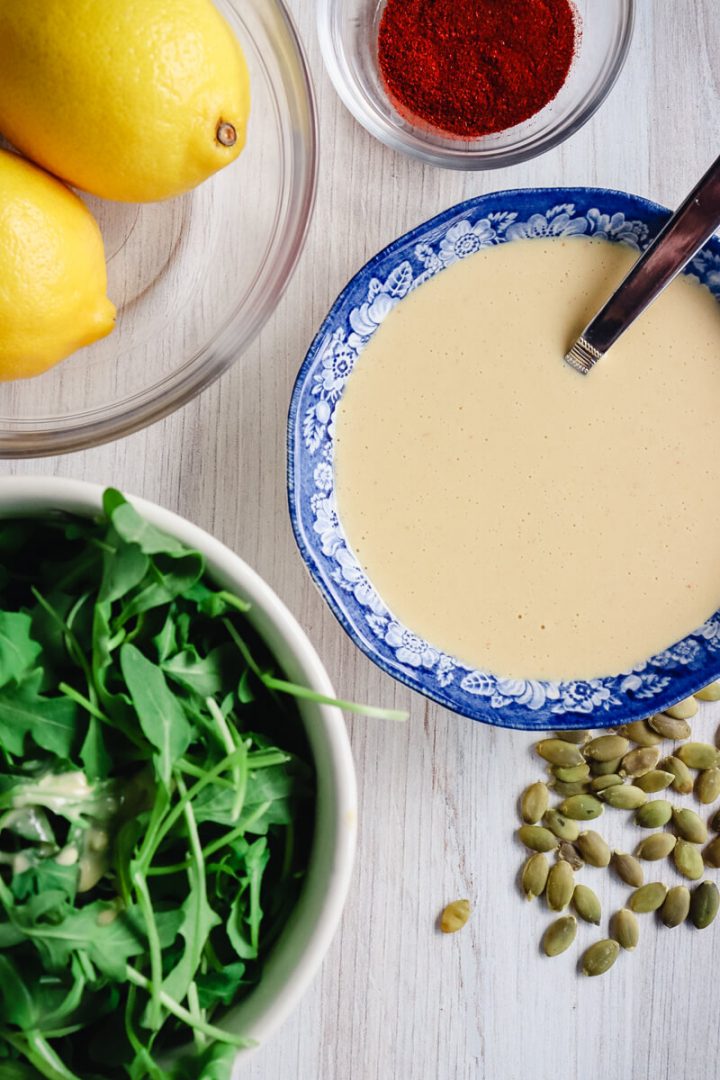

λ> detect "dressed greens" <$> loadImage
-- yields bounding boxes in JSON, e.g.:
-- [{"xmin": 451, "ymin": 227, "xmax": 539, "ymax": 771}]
[{"xmin": 0, "ymin": 490, "xmax": 318, "ymax": 1079}]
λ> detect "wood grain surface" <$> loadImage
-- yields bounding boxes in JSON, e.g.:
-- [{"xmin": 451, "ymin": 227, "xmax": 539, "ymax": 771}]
[{"xmin": 5, "ymin": 3, "xmax": 720, "ymax": 1078}]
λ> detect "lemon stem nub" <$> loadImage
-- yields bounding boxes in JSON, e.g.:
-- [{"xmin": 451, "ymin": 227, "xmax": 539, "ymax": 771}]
[{"xmin": 216, "ymin": 122, "xmax": 237, "ymax": 147}]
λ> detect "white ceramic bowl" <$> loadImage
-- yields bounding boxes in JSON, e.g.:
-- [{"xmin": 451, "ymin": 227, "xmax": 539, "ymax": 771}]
[{"xmin": 0, "ymin": 476, "xmax": 356, "ymax": 1068}]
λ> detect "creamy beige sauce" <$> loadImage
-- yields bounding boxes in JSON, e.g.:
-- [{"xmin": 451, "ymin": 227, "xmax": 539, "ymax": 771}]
[{"xmin": 335, "ymin": 236, "xmax": 720, "ymax": 681}]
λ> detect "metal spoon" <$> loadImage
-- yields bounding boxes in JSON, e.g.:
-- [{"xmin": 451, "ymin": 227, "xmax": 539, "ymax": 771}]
[{"xmin": 564, "ymin": 152, "xmax": 720, "ymax": 375}]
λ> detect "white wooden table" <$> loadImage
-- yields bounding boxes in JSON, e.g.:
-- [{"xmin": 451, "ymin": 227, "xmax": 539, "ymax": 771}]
[{"xmin": 7, "ymin": 3, "xmax": 720, "ymax": 1077}]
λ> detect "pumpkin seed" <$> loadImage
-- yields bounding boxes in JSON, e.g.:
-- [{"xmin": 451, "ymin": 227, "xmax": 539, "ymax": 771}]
[
  {"xmin": 557, "ymin": 840, "xmax": 585, "ymax": 871},
  {"xmin": 521, "ymin": 853, "xmax": 550, "ymax": 901},
  {"xmin": 665, "ymin": 696, "xmax": 699, "ymax": 720},
  {"xmin": 676, "ymin": 742, "xmax": 720, "ymax": 770},
  {"xmin": 673, "ymin": 838, "xmax": 705, "ymax": 880},
  {"xmin": 636, "ymin": 832, "xmax": 676, "ymax": 861},
  {"xmin": 589, "ymin": 756, "xmax": 624, "ymax": 777},
  {"xmin": 635, "ymin": 769, "xmax": 675, "ymax": 793},
  {"xmin": 576, "ymin": 830, "xmax": 611, "ymax": 867},
  {"xmin": 581, "ymin": 939, "xmax": 620, "ymax": 976},
  {"xmin": 440, "ymin": 899, "xmax": 471, "ymax": 933},
  {"xmin": 703, "ymin": 836, "xmax": 720, "ymax": 868},
  {"xmin": 661, "ymin": 885, "xmax": 691, "ymax": 928},
  {"xmin": 520, "ymin": 781, "xmax": 550, "ymax": 824},
  {"xmin": 591, "ymin": 774, "xmax": 624, "ymax": 792},
  {"xmin": 536, "ymin": 739, "xmax": 585, "ymax": 767},
  {"xmin": 573, "ymin": 884, "xmax": 601, "ymax": 925},
  {"xmin": 648, "ymin": 713, "xmax": 692, "ymax": 740},
  {"xmin": 552, "ymin": 763, "xmax": 591, "ymax": 783},
  {"xmin": 518, "ymin": 826, "xmax": 558, "ymax": 852},
  {"xmin": 558, "ymin": 794, "xmax": 603, "ymax": 820},
  {"xmin": 620, "ymin": 746, "xmax": 661, "ymax": 778},
  {"xmin": 628, "ymin": 881, "xmax": 667, "ymax": 913},
  {"xmin": 660, "ymin": 755, "xmax": 694, "ymax": 794},
  {"xmin": 635, "ymin": 799, "xmax": 673, "ymax": 829},
  {"xmin": 612, "ymin": 852, "xmax": 644, "ymax": 888},
  {"xmin": 694, "ymin": 681, "xmax": 720, "ymax": 702},
  {"xmin": 695, "ymin": 766, "xmax": 720, "ymax": 805},
  {"xmin": 690, "ymin": 881, "xmax": 720, "ymax": 929},
  {"xmin": 600, "ymin": 784, "xmax": 647, "ymax": 810},
  {"xmin": 546, "ymin": 860, "xmax": 575, "ymax": 911},
  {"xmin": 553, "ymin": 729, "xmax": 590, "ymax": 744},
  {"xmin": 611, "ymin": 909, "xmax": 639, "ymax": 951},
  {"xmin": 618, "ymin": 720, "xmax": 662, "ymax": 747},
  {"xmin": 542, "ymin": 915, "xmax": 577, "ymax": 957},
  {"xmin": 672, "ymin": 807, "xmax": 708, "ymax": 844},
  {"xmin": 585, "ymin": 735, "xmax": 630, "ymax": 762},
  {"xmin": 543, "ymin": 809, "xmax": 580, "ymax": 842},
  {"xmin": 710, "ymin": 808, "xmax": 720, "ymax": 833},
  {"xmin": 551, "ymin": 780, "xmax": 592, "ymax": 797}
]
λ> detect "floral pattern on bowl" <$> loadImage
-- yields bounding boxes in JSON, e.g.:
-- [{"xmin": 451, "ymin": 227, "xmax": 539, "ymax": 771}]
[{"xmin": 288, "ymin": 188, "xmax": 720, "ymax": 730}]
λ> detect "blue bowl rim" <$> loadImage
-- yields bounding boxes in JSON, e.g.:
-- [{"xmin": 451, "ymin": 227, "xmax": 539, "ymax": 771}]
[{"xmin": 287, "ymin": 186, "xmax": 720, "ymax": 730}]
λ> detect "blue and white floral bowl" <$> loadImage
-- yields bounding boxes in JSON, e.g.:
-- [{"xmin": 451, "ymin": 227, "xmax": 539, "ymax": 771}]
[{"xmin": 288, "ymin": 188, "xmax": 720, "ymax": 730}]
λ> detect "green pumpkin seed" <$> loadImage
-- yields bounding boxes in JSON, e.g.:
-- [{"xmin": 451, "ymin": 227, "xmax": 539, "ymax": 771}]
[
  {"xmin": 673, "ymin": 838, "xmax": 705, "ymax": 880},
  {"xmin": 440, "ymin": 899, "xmax": 471, "ymax": 933},
  {"xmin": 552, "ymin": 780, "xmax": 592, "ymax": 797},
  {"xmin": 520, "ymin": 781, "xmax": 550, "ymax": 824},
  {"xmin": 661, "ymin": 885, "xmax": 691, "ymax": 928},
  {"xmin": 690, "ymin": 881, "xmax": 720, "ymax": 929},
  {"xmin": 585, "ymin": 735, "xmax": 630, "ymax": 762},
  {"xmin": 648, "ymin": 713, "xmax": 692, "ymax": 740},
  {"xmin": 542, "ymin": 915, "xmax": 577, "ymax": 957},
  {"xmin": 600, "ymin": 784, "xmax": 647, "ymax": 810},
  {"xmin": 546, "ymin": 860, "xmax": 574, "ymax": 911},
  {"xmin": 694, "ymin": 681, "xmax": 720, "ymax": 702},
  {"xmin": 618, "ymin": 720, "xmax": 662, "ymax": 747},
  {"xmin": 710, "ymin": 808, "xmax": 720, "ymax": 833},
  {"xmin": 636, "ymin": 832, "xmax": 676, "ymax": 860},
  {"xmin": 543, "ymin": 809, "xmax": 580, "ymax": 842},
  {"xmin": 521, "ymin": 852, "xmax": 550, "ymax": 901},
  {"xmin": 620, "ymin": 746, "xmax": 660, "ymax": 778},
  {"xmin": 536, "ymin": 739, "xmax": 585, "ymax": 767},
  {"xmin": 573, "ymin": 883, "xmax": 601, "ymax": 925},
  {"xmin": 582, "ymin": 939, "xmax": 620, "ymax": 976},
  {"xmin": 628, "ymin": 881, "xmax": 667, "ymax": 913},
  {"xmin": 518, "ymin": 825, "xmax": 558, "ymax": 853},
  {"xmin": 611, "ymin": 909, "xmax": 639, "ymax": 951},
  {"xmin": 612, "ymin": 851, "xmax": 644, "ymax": 888},
  {"xmin": 672, "ymin": 807, "xmax": 708, "ymax": 844},
  {"xmin": 660, "ymin": 756, "xmax": 694, "ymax": 794},
  {"xmin": 591, "ymin": 774, "xmax": 624, "ymax": 792},
  {"xmin": 558, "ymin": 794, "xmax": 603, "ymax": 820},
  {"xmin": 553, "ymin": 729, "xmax": 590, "ymax": 744},
  {"xmin": 635, "ymin": 769, "xmax": 675, "ymax": 793},
  {"xmin": 552, "ymin": 763, "xmax": 591, "ymax": 783},
  {"xmin": 635, "ymin": 800, "xmax": 673, "ymax": 829},
  {"xmin": 695, "ymin": 767, "xmax": 720, "ymax": 805},
  {"xmin": 703, "ymin": 836, "xmax": 720, "ymax": 868},
  {"xmin": 665, "ymin": 696, "xmax": 699, "ymax": 720},
  {"xmin": 557, "ymin": 840, "xmax": 584, "ymax": 870},
  {"xmin": 676, "ymin": 742, "xmax": 720, "ymax": 770},
  {"xmin": 576, "ymin": 830, "xmax": 611, "ymax": 867},
  {"xmin": 590, "ymin": 756, "xmax": 625, "ymax": 776}
]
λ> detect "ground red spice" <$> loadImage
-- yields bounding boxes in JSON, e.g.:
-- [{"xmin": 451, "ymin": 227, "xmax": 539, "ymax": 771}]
[{"xmin": 377, "ymin": 0, "xmax": 577, "ymax": 139}]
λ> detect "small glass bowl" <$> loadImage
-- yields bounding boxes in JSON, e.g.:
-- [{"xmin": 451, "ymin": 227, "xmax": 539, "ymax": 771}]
[
  {"xmin": 318, "ymin": 0, "xmax": 635, "ymax": 171},
  {"xmin": 0, "ymin": 0, "xmax": 317, "ymax": 457}
]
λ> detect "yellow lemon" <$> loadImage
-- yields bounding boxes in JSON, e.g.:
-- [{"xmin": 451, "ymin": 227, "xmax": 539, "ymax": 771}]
[
  {"xmin": 0, "ymin": 0, "xmax": 251, "ymax": 203},
  {"xmin": 0, "ymin": 149, "xmax": 116, "ymax": 381}
]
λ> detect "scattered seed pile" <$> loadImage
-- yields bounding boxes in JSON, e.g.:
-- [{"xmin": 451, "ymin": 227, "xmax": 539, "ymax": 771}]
[{"xmin": 518, "ymin": 684, "xmax": 720, "ymax": 975}]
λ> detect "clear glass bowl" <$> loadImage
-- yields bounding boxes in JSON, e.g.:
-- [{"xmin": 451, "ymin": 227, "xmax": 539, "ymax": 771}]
[
  {"xmin": 0, "ymin": 0, "xmax": 317, "ymax": 457},
  {"xmin": 318, "ymin": 0, "xmax": 635, "ymax": 171}
]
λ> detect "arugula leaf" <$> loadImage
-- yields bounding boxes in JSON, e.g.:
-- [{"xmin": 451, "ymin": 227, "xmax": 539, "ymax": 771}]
[
  {"xmin": 98, "ymin": 542, "xmax": 149, "ymax": 604},
  {"xmin": 79, "ymin": 715, "xmax": 111, "ymax": 782},
  {"xmin": 169, "ymin": 1041, "xmax": 238, "ymax": 1079},
  {"xmin": 120, "ymin": 644, "xmax": 192, "ymax": 787},
  {"xmin": 0, "ymin": 955, "xmax": 40, "ymax": 1029},
  {"xmin": 162, "ymin": 645, "xmax": 233, "ymax": 699},
  {"xmin": 194, "ymin": 963, "xmax": 247, "ymax": 1009},
  {"xmin": 0, "ymin": 673, "xmax": 78, "ymax": 758},
  {"xmin": 0, "ymin": 612, "xmax": 41, "ymax": 688}
]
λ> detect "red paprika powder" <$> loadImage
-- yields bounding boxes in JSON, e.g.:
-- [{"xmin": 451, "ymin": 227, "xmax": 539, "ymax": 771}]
[{"xmin": 377, "ymin": 0, "xmax": 577, "ymax": 139}]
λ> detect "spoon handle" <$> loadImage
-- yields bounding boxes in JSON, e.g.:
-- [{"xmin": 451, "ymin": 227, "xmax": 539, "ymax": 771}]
[{"xmin": 565, "ymin": 152, "xmax": 720, "ymax": 374}]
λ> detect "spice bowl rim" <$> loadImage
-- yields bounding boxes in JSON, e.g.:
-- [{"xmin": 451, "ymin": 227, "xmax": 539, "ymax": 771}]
[
  {"xmin": 317, "ymin": 0, "xmax": 636, "ymax": 170},
  {"xmin": 287, "ymin": 185, "xmax": 720, "ymax": 730}
]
